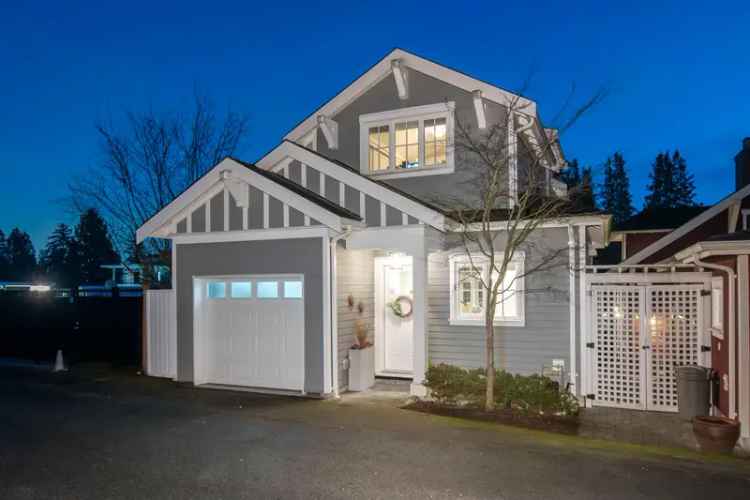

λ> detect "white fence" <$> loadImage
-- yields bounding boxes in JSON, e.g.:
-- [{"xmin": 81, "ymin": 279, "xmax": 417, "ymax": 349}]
[
  {"xmin": 145, "ymin": 289, "xmax": 177, "ymax": 379},
  {"xmin": 583, "ymin": 267, "xmax": 713, "ymax": 412}
]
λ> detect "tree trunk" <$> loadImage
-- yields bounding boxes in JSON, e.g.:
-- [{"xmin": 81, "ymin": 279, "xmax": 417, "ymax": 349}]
[{"xmin": 485, "ymin": 317, "xmax": 495, "ymax": 411}]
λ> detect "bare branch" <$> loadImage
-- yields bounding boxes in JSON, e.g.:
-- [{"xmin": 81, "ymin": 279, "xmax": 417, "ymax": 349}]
[{"xmin": 67, "ymin": 92, "xmax": 250, "ymax": 260}]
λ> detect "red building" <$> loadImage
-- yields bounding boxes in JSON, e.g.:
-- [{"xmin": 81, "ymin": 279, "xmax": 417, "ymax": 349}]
[{"xmin": 607, "ymin": 138, "xmax": 750, "ymax": 451}]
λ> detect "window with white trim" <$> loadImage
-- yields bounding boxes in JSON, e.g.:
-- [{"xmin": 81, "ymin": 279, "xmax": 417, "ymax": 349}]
[
  {"xmin": 711, "ymin": 276, "xmax": 724, "ymax": 339},
  {"xmin": 359, "ymin": 102, "xmax": 454, "ymax": 178},
  {"xmin": 449, "ymin": 253, "xmax": 525, "ymax": 326}
]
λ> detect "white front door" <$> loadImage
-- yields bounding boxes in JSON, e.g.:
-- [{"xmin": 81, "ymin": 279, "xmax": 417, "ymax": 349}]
[
  {"xmin": 375, "ymin": 256, "xmax": 413, "ymax": 377},
  {"xmin": 194, "ymin": 275, "xmax": 305, "ymax": 391}
]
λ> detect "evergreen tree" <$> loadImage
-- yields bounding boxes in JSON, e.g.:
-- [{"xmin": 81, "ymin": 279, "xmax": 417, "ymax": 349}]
[
  {"xmin": 600, "ymin": 152, "xmax": 634, "ymax": 227},
  {"xmin": 75, "ymin": 208, "xmax": 119, "ymax": 285},
  {"xmin": 645, "ymin": 152, "xmax": 672, "ymax": 208},
  {"xmin": 559, "ymin": 159, "xmax": 596, "ymax": 211},
  {"xmin": 39, "ymin": 223, "xmax": 78, "ymax": 287},
  {"xmin": 559, "ymin": 158, "xmax": 581, "ymax": 189},
  {"xmin": 672, "ymin": 150, "xmax": 696, "ymax": 206},
  {"xmin": 0, "ymin": 229, "xmax": 9, "ymax": 280},
  {"xmin": 5, "ymin": 228, "xmax": 36, "ymax": 281},
  {"xmin": 644, "ymin": 150, "xmax": 696, "ymax": 208},
  {"xmin": 579, "ymin": 166, "xmax": 597, "ymax": 211}
]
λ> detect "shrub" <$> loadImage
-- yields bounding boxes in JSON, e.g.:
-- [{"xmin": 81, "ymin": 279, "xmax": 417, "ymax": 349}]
[
  {"xmin": 424, "ymin": 363, "xmax": 579, "ymax": 416},
  {"xmin": 424, "ymin": 364, "xmax": 485, "ymax": 406}
]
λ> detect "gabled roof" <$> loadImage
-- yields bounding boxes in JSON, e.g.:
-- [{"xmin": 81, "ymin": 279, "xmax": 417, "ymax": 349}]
[
  {"xmin": 230, "ymin": 157, "xmax": 361, "ymax": 220},
  {"xmin": 284, "ymin": 48, "xmax": 538, "ymax": 144},
  {"xmin": 256, "ymin": 140, "xmax": 450, "ymax": 231},
  {"xmin": 287, "ymin": 141, "xmax": 449, "ymax": 216},
  {"xmin": 136, "ymin": 157, "xmax": 363, "ymax": 242},
  {"xmin": 623, "ymin": 183, "xmax": 750, "ymax": 264},
  {"xmin": 615, "ymin": 205, "xmax": 711, "ymax": 232}
]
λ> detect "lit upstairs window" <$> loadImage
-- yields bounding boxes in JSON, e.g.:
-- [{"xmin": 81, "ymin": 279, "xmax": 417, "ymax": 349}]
[{"xmin": 359, "ymin": 102, "xmax": 454, "ymax": 179}]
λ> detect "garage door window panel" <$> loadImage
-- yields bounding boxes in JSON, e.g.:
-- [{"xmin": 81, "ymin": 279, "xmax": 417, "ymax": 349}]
[
  {"xmin": 230, "ymin": 281, "xmax": 252, "ymax": 299},
  {"xmin": 207, "ymin": 281, "xmax": 226, "ymax": 299},
  {"xmin": 284, "ymin": 280, "xmax": 304, "ymax": 299},
  {"xmin": 257, "ymin": 281, "xmax": 279, "ymax": 299}
]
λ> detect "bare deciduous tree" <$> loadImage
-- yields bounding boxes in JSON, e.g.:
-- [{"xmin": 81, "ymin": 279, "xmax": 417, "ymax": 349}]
[
  {"xmin": 68, "ymin": 92, "xmax": 250, "ymax": 262},
  {"xmin": 437, "ymin": 88, "xmax": 605, "ymax": 410}
]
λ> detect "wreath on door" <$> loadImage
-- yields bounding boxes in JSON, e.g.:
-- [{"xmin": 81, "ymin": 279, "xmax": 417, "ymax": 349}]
[{"xmin": 387, "ymin": 295, "xmax": 413, "ymax": 318}]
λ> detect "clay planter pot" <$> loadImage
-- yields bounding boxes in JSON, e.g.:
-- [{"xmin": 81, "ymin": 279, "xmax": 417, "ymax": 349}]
[{"xmin": 693, "ymin": 416, "xmax": 740, "ymax": 454}]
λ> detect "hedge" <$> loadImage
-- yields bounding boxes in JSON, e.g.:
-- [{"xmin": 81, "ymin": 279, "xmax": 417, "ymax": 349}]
[{"xmin": 424, "ymin": 363, "xmax": 579, "ymax": 416}]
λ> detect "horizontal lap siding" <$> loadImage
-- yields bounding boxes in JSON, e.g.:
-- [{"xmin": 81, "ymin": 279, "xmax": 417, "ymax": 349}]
[
  {"xmin": 336, "ymin": 247, "xmax": 375, "ymax": 390},
  {"xmin": 426, "ymin": 231, "xmax": 571, "ymax": 376}
]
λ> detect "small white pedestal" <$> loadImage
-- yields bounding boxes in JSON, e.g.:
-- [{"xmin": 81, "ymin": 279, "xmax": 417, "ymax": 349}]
[{"xmin": 348, "ymin": 346, "xmax": 375, "ymax": 392}]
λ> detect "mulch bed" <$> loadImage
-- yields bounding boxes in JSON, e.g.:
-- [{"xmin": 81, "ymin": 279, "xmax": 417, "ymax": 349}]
[{"xmin": 403, "ymin": 400, "xmax": 580, "ymax": 435}]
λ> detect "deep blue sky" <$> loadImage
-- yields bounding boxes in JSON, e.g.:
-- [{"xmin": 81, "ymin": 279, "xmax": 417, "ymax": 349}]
[{"xmin": 2, "ymin": 1, "xmax": 749, "ymax": 250}]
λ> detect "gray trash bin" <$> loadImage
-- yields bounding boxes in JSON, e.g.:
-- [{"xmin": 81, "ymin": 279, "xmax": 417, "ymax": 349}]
[{"xmin": 676, "ymin": 365, "xmax": 711, "ymax": 420}]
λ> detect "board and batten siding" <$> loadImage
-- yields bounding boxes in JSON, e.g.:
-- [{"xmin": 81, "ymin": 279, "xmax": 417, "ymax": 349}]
[
  {"xmin": 277, "ymin": 158, "xmax": 422, "ymax": 229},
  {"xmin": 426, "ymin": 227, "xmax": 572, "ymax": 376},
  {"xmin": 174, "ymin": 184, "xmax": 314, "ymax": 235},
  {"xmin": 335, "ymin": 246, "xmax": 376, "ymax": 390}
]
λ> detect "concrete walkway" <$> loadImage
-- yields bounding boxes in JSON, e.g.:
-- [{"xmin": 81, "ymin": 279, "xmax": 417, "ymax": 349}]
[{"xmin": 1, "ymin": 363, "xmax": 749, "ymax": 499}]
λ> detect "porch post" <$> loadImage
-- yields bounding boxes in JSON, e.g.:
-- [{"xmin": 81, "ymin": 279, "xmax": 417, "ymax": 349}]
[
  {"xmin": 737, "ymin": 255, "xmax": 749, "ymax": 447},
  {"xmin": 410, "ymin": 234, "xmax": 428, "ymax": 396}
]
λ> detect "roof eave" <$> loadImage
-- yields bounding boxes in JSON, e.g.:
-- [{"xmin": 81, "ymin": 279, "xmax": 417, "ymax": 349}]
[{"xmin": 284, "ymin": 48, "xmax": 538, "ymax": 144}]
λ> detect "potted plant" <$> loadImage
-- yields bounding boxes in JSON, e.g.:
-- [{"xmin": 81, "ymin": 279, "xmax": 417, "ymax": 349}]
[
  {"xmin": 348, "ymin": 314, "xmax": 374, "ymax": 391},
  {"xmin": 693, "ymin": 416, "xmax": 740, "ymax": 454}
]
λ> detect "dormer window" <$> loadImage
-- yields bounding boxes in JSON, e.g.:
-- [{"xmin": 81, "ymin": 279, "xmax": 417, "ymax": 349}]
[{"xmin": 359, "ymin": 102, "xmax": 454, "ymax": 179}]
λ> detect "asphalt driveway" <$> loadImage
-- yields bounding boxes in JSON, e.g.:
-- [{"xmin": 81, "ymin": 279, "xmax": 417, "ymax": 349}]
[{"xmin": 1, "ymin": 362, "xmax": 748, "ymax": 499}]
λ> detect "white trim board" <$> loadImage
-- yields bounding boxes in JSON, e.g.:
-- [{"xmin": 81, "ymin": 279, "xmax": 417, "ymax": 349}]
[
  {"xmin": 283, "ymin": 48, "xmax": 538, "ymax": 145},
  {"xmin": 256, "ymin": 141, "xmax": 448, "ymax": 231},
  {"xmin": 136, "ymin": 158, "xmax": 361, "ymax": 242},
  {"xmin": 738, "ymin": 255, "xmax": 750, "ymax": 439},
  {"xmin": 170, "ymin": 226, "xmax": 333, "ymax": 245},
  {"xmin": 623, "ymin": 183, "xmax": 750, "ymax": 264}
]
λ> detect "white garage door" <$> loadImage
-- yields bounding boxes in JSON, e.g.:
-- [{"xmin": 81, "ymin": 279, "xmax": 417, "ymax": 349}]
[{"xmin": 195, "ymin": 274, "xmax": 305, "ymax": 391}]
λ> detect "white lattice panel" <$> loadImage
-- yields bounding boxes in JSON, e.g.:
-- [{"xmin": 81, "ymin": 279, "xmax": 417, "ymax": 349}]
[
  {"xmin": 592, "ymin": 286, "xmax": 645, "ymax": 409},
  {"xmin": 646, "ymin": 286, "xmax": 702, "ymax": 412}
]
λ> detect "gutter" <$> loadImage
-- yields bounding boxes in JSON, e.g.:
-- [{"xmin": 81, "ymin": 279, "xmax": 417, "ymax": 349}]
[
  {"xmin": 329, "ymin": 226, "xmax": 353, "ymax": 398},
  {"xmin": 685, "ymin": 253, "xmax": 736, "ymax": 418}
]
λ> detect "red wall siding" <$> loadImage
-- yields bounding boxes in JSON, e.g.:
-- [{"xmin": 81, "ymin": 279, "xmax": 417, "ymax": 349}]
[
  {"xmin": 624, "ymin": 232, "xmax": 668, "ymax": 259},
  {"xmin": 642, "ymin": 211, "xmax": 728, "ymax": 264},
  {"xmin": 705, "ymin": 255, "xmax": 736, "ymax": 417}
]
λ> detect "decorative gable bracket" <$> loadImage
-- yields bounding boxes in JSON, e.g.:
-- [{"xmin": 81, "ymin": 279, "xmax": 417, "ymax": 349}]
[
  {"xmin": 515, "ymin": 113, "xmax": 551, "ymax": 169},
  {"xmin": 317, "ymin": 115, "xmax": 339, "ymax": 150},
  {"xmin": 472, "ymin": 90, "xmax": 486, "ymax": 130},
  {"xmin": 221, "ymin": 170, "xmax": 249, "ymax": 208},
  {"xmin": 391, "ymin": 59, "xmax": 409, "ymax": 100}
]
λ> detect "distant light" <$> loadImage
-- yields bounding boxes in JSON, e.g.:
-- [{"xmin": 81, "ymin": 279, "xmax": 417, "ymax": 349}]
[{"xmin": 30, "ymin": 285, "xmax": 51, "ymax": 292}]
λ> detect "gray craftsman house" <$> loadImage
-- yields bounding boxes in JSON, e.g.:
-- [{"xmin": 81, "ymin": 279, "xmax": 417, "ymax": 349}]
[{"xmin": 138, "ymin": 48, "xmax": 609, "ymax": 398}]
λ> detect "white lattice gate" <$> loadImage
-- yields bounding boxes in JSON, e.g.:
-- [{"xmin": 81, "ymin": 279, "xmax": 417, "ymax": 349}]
[{"xmin": 590, "ymin": 284, "xmax": 707, "ymax": 412}]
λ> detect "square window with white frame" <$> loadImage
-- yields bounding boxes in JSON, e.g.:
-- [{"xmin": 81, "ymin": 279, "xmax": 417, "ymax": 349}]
[
  {"xmin": 359, "ymin": 102, "xmax": 454, "ymax": 178},
  {"xmin": 449, "ymin": 253, "xmax": 525, "ymax": 326}
]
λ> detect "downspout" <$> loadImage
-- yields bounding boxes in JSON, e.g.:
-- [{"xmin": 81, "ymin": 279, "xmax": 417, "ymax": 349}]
[
  {"xmin": 330, "ymin": 226, "xmax": 353, "ymax": 398},
  {"xmin": 578, "ymin": 225, "xmax": 588, "ymax": 398},
  {"xmin": 567, "ymin": 225, "xmax": 577, "ymax": 394},
  {"xmin": 689, "ymin": 254, "xmax": 736, "ymax": 418}
]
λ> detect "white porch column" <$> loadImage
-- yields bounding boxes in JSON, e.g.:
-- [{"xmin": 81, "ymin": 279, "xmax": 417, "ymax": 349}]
[
  {"xmin": 737, "ymin": 255, "xmax": 750, "ymax": 449},
  {"xmin": 410, "ymin": 235, "xmax": 428, "ymax": 397}
]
